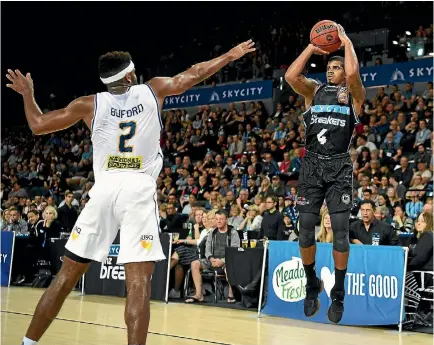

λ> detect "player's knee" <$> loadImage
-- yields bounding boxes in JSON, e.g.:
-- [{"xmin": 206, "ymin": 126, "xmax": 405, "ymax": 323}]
[
  {"xmin": 331, "ymin": 212, "xmax": 350, "ymax": 252},
  {"xmin": 333, "ymin": 229, "xmax": 349, "ymax": 252},
  {"xmin": 298, "ymin": 213, "xmax": 317, "ymax": 248}
]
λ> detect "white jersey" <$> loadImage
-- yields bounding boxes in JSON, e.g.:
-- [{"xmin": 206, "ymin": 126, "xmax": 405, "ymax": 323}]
[{"xmin": 91, "ymin": 84, "xmax": 163, "ymax": 181}]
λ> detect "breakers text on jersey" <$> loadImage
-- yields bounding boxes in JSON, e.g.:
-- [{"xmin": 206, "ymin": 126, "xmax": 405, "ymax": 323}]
[{"xmin": 310, "ymin": 114, "xmax": 346, "ymax": 127}]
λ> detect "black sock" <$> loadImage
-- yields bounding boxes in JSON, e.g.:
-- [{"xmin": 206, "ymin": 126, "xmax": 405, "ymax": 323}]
[
  {"xmin": 333, "ymin": 267, "xmax": 347, "ymax": 292},
  {"xmin": 303, "ymin": 262, "xmax": 317, "ymax": 286}
]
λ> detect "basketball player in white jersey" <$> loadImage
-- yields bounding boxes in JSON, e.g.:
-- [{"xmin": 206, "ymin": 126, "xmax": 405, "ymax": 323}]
[{"xmin": 6, "ymin": 40, "xmax": 255, "ymax": 345}]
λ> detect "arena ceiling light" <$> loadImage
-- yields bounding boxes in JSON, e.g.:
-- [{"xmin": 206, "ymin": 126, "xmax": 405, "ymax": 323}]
[
  {"xmin": 392, "ymin": 40, "xmax": 398, "ymax": 45},
  {"xmin": 310, "ymin": 63, "xmax": 316, "ymax": 67},
  {"xmin": 405, "ymin": 31, "xmax": 411, "ymax": 36}
]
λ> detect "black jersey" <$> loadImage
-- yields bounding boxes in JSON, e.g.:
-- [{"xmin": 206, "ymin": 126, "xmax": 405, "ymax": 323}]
[{"xmin": 303, "ymin": 84, "xmax": 359, "ymax": 156}]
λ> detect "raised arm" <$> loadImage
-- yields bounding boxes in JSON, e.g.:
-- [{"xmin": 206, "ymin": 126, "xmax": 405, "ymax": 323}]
[
  {"xmin": 336, "ymin": 24, "xmax": 366, "ymax": 114},
  {"xmin": 149, "ymin": 40, "xmax": 255, "ymax": 105},
  {"xmin": 6, "ymin": 69, "xmax": 94, "ymax": 135},
  {"xmin": 284, "ymin": 45, "xmax": 328, "ymax": 108}
]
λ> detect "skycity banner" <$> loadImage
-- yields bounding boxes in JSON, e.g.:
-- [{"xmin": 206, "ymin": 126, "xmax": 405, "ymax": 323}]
[
  {"xmin": 262, "ymin": 242, "xmax": 407, "ymax": 326},
  {"xmin": 163, "ymin": 80, "xmax": 273, "ymax": 109},
  {"xmin": 307, "ymin": 58, "xmax": 433, "ymax": 88}
]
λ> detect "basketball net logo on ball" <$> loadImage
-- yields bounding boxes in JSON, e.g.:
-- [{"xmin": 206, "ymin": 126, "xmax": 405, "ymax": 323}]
[{"xmin": 310, "ymin": 20, "xmax": 341, "ymax": 53}]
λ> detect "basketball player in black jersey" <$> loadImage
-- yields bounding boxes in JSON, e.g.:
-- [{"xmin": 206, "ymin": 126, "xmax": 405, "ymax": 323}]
[{"xmin": 285, "ymin": 24, "xmax": 365, "ymax": 324}]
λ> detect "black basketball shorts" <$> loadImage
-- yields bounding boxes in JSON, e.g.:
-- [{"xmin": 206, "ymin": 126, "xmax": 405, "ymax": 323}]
[{"xmin": 296, "ymin": 151, "xmax": 353, "ymax": 215}]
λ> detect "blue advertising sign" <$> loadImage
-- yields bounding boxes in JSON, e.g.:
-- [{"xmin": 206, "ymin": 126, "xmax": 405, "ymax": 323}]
[
  {"xmin": 307, "ymin": 58, "xmax": 433, "ymax": 88},
  {"xmin": 1, "ymin": 231, "xmax": 16, "ymax": 287},
  {"xmin": 262, "ymin": 242, "xmax": 406, "ymax": 325},
  {"xmin": 163, "ymin": 80, "xmax": 273, "ymax": 109}
]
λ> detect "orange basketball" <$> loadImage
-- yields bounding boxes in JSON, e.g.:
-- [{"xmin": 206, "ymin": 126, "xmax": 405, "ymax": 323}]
[{"xmin": 310, "ymin": 20, "xmax": 341, "ymax": 53}]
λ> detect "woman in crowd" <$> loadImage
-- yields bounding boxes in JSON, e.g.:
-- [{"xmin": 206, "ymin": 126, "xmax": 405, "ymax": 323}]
[
  {"xmin": 228, "ymin": 204, "xmax": 244, "ymax": 229},
  {"xmin": 317, "ymin": 211, "xmax": 333, "ymax": 243},
  {"xmin": 404, "ymin": 212, "xmax": 433, "ymax": 330},
  {"xmin": 392, "ymin": 205, "xmax": 414, "ymax": 234},
  {"xmin": 168, "ymin": 208, "xmax": 209, "ymax": 299},
  {"xmin": 238, "ymin": 205, "xmax": 263, "ymax": 232},
  {"xmin": 387, "ymin": 186, "xmax": 403, "ymax": 209},
  {"xmin": 378, "ymin": 194, "xmax": 394, "ymax": 218},
  {"xmin": 378, "ymin": 176, "xmax": 389, "ymax": 195}
]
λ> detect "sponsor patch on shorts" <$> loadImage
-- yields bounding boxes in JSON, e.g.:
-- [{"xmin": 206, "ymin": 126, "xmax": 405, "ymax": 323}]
[
  {"xmin": 296, "ymin": 197, "xmax": 310, "ymax": 206},
  {"xmin": 341, "ymin": 194, "xmax": 351, "ymax": 205},
  {"xmin": 106, "ymin": 155, "xmax": 142, "ymax": 170}
]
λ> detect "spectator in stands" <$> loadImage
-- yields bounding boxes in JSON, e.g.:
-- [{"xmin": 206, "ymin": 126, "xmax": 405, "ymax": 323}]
[
  {"xmin": 413, "ymin": 144, "xmax": 431, "ymax": 165},
  {"xmin": 404, "ymin": 211, "xmax": 433, "ymax": 330},
  {"xmin": 405, "ymin": 191, "xmax": 424, "ymax": 220},
  {"xmin": 57, "ymin": 191, "xmax": 78, "ymax": 233},
  {"xmin": 413, "ymin": 160, "xmax": 432, "ymax": 185},
  {"xmin": 374, "ymin": 206, "xmax": 390, "ymax": 224},
  {"xmin": 27, "ymin": 209, "xmax": 41, "ymax": 236},
  {"xmin": 388, "ymin": 176, "xmax": 407, "ymax": 201},
  {"xmin": 8, "ymin": 180, "xmax": 28, "ymax": 199},
  {"xmin": 394, "ymin": 156, "xmax": 414, "ymax": 188},
  {"xmin": 228, "ymin": 205, "xmax": 244, "ymax": 229},
  {"xmin": 185, "ymin": 210, "xmax": 240, "ymax": 304},
  {"xmin": 356, "ymin": 135, "xmax": 377, "ymax": 153},
  {"xmin": 160, "ymin": 202, "xmax": 186, "ymax": 233},
  {"xmin": 1, "ymin": 207, "xmax": 28, "ymax": 234},
  {"xmin": 391, "ymin": 205, "xmax": 414, "ymax": 234},
  {"xmin": 258, "ymin": 196, "xmax": 286, "ymax": 240},
  {"xmin": 35, "ymin": 206, "xmax": 61, "ymax": 244},
  {"xmin": 282, "ymin": 212, "xmax": 297, "ymax": 241},
  {"xmin": 268, "ymin": 175, "xmax": 285, "ymax": 197},
  {"xmin": 317, "ymin": 211, "xmax": 333, "ymax": 243},
  {"xmin": 414, "ymin": 119, "xmax": 431, "ymax": 148},
  {"xmin": 238, "ymin": 205, "xmax": 263, "ymax": 232},
  {"xmin": 169, "ymin": 208, "xmax": 206, "ymax": 299},
  {"xmin": 350, "ymin": 200, "xmax": 399, "ymax": 245}
]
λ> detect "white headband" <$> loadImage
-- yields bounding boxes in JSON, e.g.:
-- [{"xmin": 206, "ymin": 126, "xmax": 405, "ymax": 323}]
[{"xmin": 100, "ymin": 61, "xmax": 135, "ymax": 84}]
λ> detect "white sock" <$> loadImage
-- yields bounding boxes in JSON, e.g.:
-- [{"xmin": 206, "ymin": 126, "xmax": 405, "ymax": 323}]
[{"xmin": 22, "ymin": 337, "xmax": 37, "ymax": 345}]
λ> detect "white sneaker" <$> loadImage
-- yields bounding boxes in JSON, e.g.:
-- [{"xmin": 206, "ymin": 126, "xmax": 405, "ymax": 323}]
[{"xmin": 168, "ymin": 288, "xmax": 181, "ymax": 299}]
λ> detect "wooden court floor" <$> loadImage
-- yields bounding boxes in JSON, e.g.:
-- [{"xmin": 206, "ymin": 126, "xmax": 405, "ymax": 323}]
[{"xmin": 1, "ymin": 287, "xmax": 432, "ymax": 345}]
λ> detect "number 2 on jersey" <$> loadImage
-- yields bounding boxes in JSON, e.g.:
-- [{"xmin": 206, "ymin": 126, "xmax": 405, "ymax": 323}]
[
  {"xmin": 317, "ymin": 128, "xmax": 328, "ymax": 145},
  {"xmin": 119, "ymin": 121, "xmax": 136, "ymax": 152}
]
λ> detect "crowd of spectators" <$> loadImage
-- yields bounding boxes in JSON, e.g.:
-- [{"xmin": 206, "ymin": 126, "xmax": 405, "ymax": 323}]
[{"xmin": 2, "ymin": 79, "xmax": 432, "ymax": 245}]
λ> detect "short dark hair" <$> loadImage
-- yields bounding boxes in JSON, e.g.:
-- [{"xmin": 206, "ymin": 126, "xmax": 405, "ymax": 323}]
[
  {"xmin": 98, "ymin": 51, "xmax": 132, "ymax": 79},
  {"xmin": 216, "ymin": 209, "xmax": 228, "ymax": 218},
  {"xmin": 9, "ymin": 207, "xmax": 20, "ymax": 214},
  {"xmin": 362, "ymin": 188, "xmax": 372, "ymax": 195},
  {"xmin": 328, "ymin": 56, "xmax": 345, "ymax": 69},
  {"xmin": 27, "ymin": 210, "xmax": 39, "ymax": 217},
  {"xmin": 360, "ymin": 200, "xmax": 376, "ymax": 209},
  {"xmin": 358, "ymin": 134, "xmax": 367, "ymax": 142}
]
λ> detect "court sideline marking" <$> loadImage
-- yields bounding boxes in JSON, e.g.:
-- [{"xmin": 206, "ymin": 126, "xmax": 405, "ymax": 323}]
[{"xmin": 1, "ymin": 310, "xmax": 233, "ymax": 345}]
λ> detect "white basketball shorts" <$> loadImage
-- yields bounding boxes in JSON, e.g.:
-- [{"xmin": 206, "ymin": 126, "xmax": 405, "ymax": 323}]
[{"xmin": 65, "ymin": 173, "xmax": 165, "ymax": 264}]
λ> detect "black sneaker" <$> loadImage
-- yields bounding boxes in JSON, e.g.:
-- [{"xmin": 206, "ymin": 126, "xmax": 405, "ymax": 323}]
[
  {"xmin": 304, "ymin": 278, "xmax": 323, "ymax": 318},
  {"xmin": 327, "ymin": 290, "xmax": 345, "ymax": 324}
]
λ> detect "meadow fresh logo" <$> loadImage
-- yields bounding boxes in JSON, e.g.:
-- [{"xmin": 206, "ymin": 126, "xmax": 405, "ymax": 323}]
[{"xmin": 272, "ymin": 257, "xmax": 306, "ymax": 302}]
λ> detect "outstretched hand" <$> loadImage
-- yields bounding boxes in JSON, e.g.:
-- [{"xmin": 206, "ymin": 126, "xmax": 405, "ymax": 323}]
[
  {"xmin": 227, "ymin": 39, "xmax": 256, "ymax": 61},
  {"xmin": 6, "ymin": 69, "xmax": 34, "ymax": 96}
]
